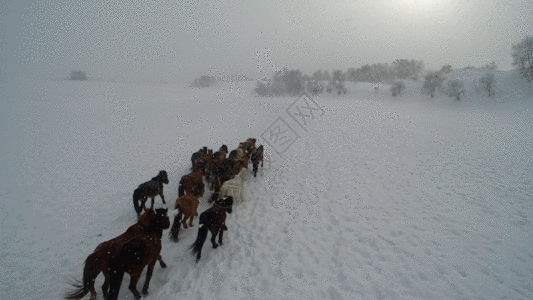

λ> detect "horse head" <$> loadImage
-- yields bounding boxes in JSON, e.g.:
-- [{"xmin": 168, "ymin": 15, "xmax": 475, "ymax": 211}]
[
  {"xmin": 155, "ymin": 208, "xmax": 171, "ymax": 230},
  {"xmin": 218, "ymin": 196, "xmax": 233, "ymax": 214},
  {"xmin": 158, "ymin": 170, "xmax": 169, "ymax": 184},
  {"xmin": 238, "ymin": 168, "xmax": 248, "ymax": 182},
  {"xmin": 220, "ymin": 144, "xmax": 228, "ymax": 153}
]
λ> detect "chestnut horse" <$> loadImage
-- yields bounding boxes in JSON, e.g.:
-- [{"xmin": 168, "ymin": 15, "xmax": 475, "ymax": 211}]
[
  {"xmin": 190, "ymin": 196, "xmax": 234, "ymax": 262},
  {"xmin": 178, "ymin": 170, "xmax": 204, "ymax": 198},
  {"xmin": 169, "ymin": 185, "xmax": 203, "ymax": 242},
  {"xmin": 63, "ymin": 209, "xmax": 167, "ymax": 300},
  {"xmin": 106, "ymin": 208, "xmax": 170, "ymax": 300},
  {"xmin": 133, "ymin": 170, "xmax": 169, "ymax": 217}
]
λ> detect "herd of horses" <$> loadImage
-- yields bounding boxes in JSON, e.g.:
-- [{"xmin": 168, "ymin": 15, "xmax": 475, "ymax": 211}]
[{"xmin": 64, "ymin": 138, "xmax": 264, "ymax": 300}]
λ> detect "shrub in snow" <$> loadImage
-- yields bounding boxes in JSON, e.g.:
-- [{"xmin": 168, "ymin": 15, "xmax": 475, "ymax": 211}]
[
  {"xmin": 423, "ymin": 72, "xmax": 444, "ymax": 98},
  {"xmin": 69, "ymin": 71, "xmax": 87, "ymax": 81},
  {"xmin": 480, "ymin": 72, "xmax": 496, "ymax": 97},
  {"xmin": 444, "ymin": 80, "xmax": 466, "ymax": 101},
  {"xmin": 306, "ymin": 80, "xmax": 323, "ymax": 95},
  {"xmin": 390, "ymin": 81, "xmax": 406, "ymax": 97},
  {"xmin": 512, "ymin": 36, "xmax": 533, "ymax": 83},
  {"xmin": 191, "ymin": 75, "xmax": 216, "ymax": 88}
]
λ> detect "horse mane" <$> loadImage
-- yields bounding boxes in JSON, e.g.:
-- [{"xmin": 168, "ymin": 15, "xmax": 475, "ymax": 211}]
[{"xmin": 220, "ymin": 145, "xmax": 228, "ymax": 153}]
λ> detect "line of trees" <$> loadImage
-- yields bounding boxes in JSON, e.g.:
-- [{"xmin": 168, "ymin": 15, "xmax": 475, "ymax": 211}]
[{"xmin": 255, "ymin": 59, "xmax": 426, "ymax": 97}]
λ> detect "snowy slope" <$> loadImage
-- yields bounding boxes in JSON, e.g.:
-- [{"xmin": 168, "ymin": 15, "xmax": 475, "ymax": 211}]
[{"xmin": 1, "ymin": 71, "xmax": 533, "ymax": 299}]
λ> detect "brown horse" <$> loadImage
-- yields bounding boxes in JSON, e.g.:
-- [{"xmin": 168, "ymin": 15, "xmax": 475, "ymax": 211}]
[
  {"xmin": 133, "ymin": 170, "xmax": 169, "ymax": 217},
  {"xmin": 240, "ymin": 138, "xmax": 256, "ymax": 156},
  {"xmin": 190, "ymin": 196, "xmax": 234, "ymax": 262},
  {"xmin": 63, "ymin": 209, "xmax": 167, "ymax": 300},
  {"xmin": 169, "ymin": 190, "xmax": 202, "ymax": 242},
  {"xmin": 206, "ymin": 145, "xmax": 228, "ymax": 187},
  {"xmin": 106, "ymin": 208, "xmax": 170, "ymax": 300},
  {"xmin": 251, "ymin": 145, "xmax": 264, "ymax": 177},
  {"xmin": 178, "ymin": 170, "xmax": 204, "ymax": 198}
]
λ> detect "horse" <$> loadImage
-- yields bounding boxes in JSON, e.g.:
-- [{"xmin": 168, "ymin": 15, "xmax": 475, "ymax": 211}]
[
  {"xmin": 105, "ymin": 208, "xmax": 170, "ymax": 300},
  {"xmin": 240, "ymin": 138, "xmax": 256, "ymax": 156},
  {"xmin": 208, "ymin": 158, "xmax": 241, "ymax": 202},
  {"xmin": 218, "ymin": 167, "xmax": 249, "ymax": 203},
  {"xmin": 63, "ymin": 209, "xmax": 167, "ymax": 300},
  {"xmin": 169, "ymin": 186, "xmax": 203, "ymax": 242},
  {"xmin": 191, "ymin": 147, "xmax": 210, "ymax": 176},
  {"xmin": 133, "ymin": 170, "xmax": 169, "ymax": 218},
  {"xmin": 206, "ymin": 145, "xmax": 228, "ymax": 186},
  {"xmin": 178, "ymin": 170, "xmax": 205, "ymax": 198},
  {"xmin": 250, "ymin": 145, "xmax": 264, "ymax": 177},
  {"xmin": 190, "ymin": 196, "xmax": 234, "ymax": 262}
]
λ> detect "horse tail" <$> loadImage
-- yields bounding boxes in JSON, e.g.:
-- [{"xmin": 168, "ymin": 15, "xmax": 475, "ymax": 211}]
[
  {"xmin": 63, "ymin": 253, "xmax": 100, "ymax": 300},
  {"xmin": 178, "ymin": 177, "xmax": 185, "ymax": 198},
  {"xmin": 190, "ymin": 225, "xmax": 209, "ymax": 262},
  {"xmin": 133, "ymin": 188, "xmax": 142, "ymax": 216},
  {"xmin": 169, "ymin": 210, "xmax": 183, "ymax": 242}
]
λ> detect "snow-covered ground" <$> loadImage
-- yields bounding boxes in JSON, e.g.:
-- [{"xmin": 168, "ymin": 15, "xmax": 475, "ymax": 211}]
[{"xmin": 1, "ymin": 70, "xmax": 533, "ymax": 299}]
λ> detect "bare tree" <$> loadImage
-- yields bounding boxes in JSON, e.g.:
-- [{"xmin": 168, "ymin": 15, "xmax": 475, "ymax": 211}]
[
  {"xmin": 480, "ymin": 72, "xmax": 495, "ymax": 97},
  {"xmin": 512, "ymin": 36, "xmax": 533, "ymax": 82},
  {"xmin": 445, "ymin": 80, "xmax": 465, "ymax": 100},
  {"xmin": 423, "ymin": 72, "xmax": 444, "ymax": 98},
  {"xmin": 390, "ymin": 81, "xmax": 406, "ymax": 97}
]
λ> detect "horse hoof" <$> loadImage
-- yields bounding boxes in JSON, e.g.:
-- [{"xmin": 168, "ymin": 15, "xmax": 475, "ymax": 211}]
[
  {"xmin": 142, "ymin": 289, "xmax": 149, "ymax": 296},
  {"xmin": 212, "ymin": 244, "xmax": 218, "ymax": 249},
  {"xmin": 160, "ymin": 261, "xmax": 168, "ymax": 268}
]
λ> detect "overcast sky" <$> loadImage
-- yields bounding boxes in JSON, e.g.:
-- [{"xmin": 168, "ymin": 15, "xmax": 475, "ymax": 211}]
[{"xmin": 2, "ymin": 0, "xmax": 533, "ymax": 83}]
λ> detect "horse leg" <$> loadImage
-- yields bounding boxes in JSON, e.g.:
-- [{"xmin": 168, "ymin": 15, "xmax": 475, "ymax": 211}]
[
  {"xmin": 160, "ymin": 193, "xmax": 166, "ymax": 205},
  {"xmin": 150, "ymin": 197, "xmax": 155, "ymax": 209},
  {"xmin": 218, "ymin": 228, "xmax": 224, "ymax": 245},
  {"xmin": 210, "ymin": 228, "xmax": 220, "ymax": 249},
  {"xmin": 181, "ymin": 214, "xmax": 189, "ymax": 229},
  {"xmin": 128, "ymin": 271, "xmax": 142, "ymax": 300},
  {"xmin": 189, "ymin": 213, "xmax": 195, "ymax": 227},
  {"xmin": 107, "ymin": 269, "xmax": 125, "ymax": 300},
  {"xmin": 157, "ymin": 255, "xmax": 167, "ymax": 268},
  {"xmin": 102, "ymin": 269, "xmax": 110, "ymax": 299},
  {"xmin": 140, "ymin": 197, "xmax": 147, "ymax": 212},
  {"xmin": 141, "ymin": 260, "xmax": 157, "ymax": 296}
]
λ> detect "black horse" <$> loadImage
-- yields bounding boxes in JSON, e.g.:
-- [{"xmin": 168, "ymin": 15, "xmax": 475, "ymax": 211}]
[
  {"xmin": 190, "ymin": 196, "xmax": 234, "ymax": 262},
  {"xmin": 132, "ymin": 171, "xmax": 169, "ymax": 217},
  {"xmin": 251, "ymin": 145, "xmax": 264, "ymax": 177},
  {"xmin": 106, "ymin": 208, "xmax": 170, "ymax": 300}
]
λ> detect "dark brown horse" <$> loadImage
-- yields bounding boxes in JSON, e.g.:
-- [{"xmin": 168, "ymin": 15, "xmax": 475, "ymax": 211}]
[
  {"xmin": 169, "ymin": 188, "xmax": 202, "ymax": 242},
  {"xmin": 206, "ymin": 145, "xmax": 228, "ymax": 186},
  {"xmin": 63, "ymin": 209, "xmax": 167, "ymax": 300},
  {"xmin": 133, "ymin": 170, "xmax": 169, "ymax": 217},
  {"xmin": 190, "ymin": 196, "xmax": 234, "ymax": 262},
  {"xmin": 178, "ymin": 170, "xmax": 204, "ymax": 198},
  {"xmin": 191, "ymin": 147, "xmax": 210, "ymax": 176},
  {"xmin": 106, "ymin": 208, "xmax": 170, "ymax": 300},
  {"xmin": 209, "ymin": 157, "xmax": 242, "ymax": 202},
  {"xmin": 251, "ymin": 145, "xmax": 264, "ymax": 177}
]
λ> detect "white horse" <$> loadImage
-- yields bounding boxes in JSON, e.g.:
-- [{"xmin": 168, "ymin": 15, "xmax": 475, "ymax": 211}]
[{"xmin": 218, "ymin": 168, "xmax": 249, "ymax": 203}]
